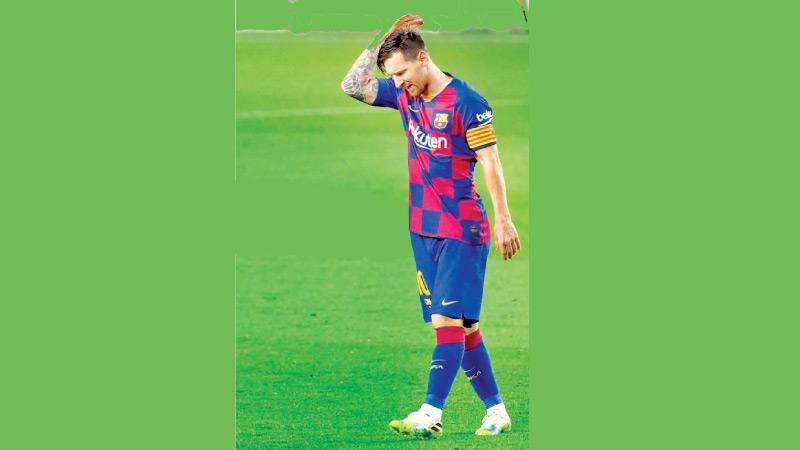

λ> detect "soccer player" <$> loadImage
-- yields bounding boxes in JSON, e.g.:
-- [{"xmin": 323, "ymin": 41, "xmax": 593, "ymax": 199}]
[{"xmin": 340, "ymin": 14, "xmax": 521, "ymax": 438}]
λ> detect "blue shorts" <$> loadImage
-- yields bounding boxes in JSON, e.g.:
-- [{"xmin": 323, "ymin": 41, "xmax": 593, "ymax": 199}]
[{"xmin": 410, "ymin": 232, "xmax": 490, "ymax": 324}]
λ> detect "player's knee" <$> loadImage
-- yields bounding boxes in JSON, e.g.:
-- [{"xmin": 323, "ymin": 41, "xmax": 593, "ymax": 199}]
[
  {"xmin": 430, "ymin": 314, "xmax": 463, "ymax": 328},
  {"xmin": 464, "ymin": 322, "xmax": 480, "ymax": 335}
]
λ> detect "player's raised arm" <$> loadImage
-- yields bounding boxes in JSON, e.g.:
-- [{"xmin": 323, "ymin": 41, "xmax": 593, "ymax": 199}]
[
  {"xmin": 340, "ymin": 14, "xmax": 423, "ymax": 105},
  {"xmin": 475, "ymin": 145, "xmax": 522, "ymax": 260},
  {"xmin": 340, "ymin": 47, "xmax": 381, "ymax": 104}
]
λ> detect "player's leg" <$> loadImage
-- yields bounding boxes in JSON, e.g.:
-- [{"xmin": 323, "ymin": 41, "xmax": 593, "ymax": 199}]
[
  {"xmin": 389, "ymin": 313, "xmax": 465, "ymax": 437},
  {"xmin": 419, "ymin": 236, "xmax": 483, "ymax": 420},
  {"xmin": 389, "ymin": 314, "xmax": 464, "ymax": 437},
  {"xmin": 434, "ymin": 239, "xmax": 511, "ymax": 435},
  {"xmin": 462, "ymin": 322, "xmax": 503, "ymax": 408},
  {"xmin": 423, "ymin": 314, "xmax": 465, "ymax": 414},
  {"xmin": 390, "ymin": 234, "xmax": 454, "ymax": 438},
  {"xmin": 389, "ymin": 313, "xmax": 464, "ymax": 438},
  {"xmin": 393, "ymin": 239, "xmax": 479, "ymax": 434},
  {"xmin": 463, "ymin": 322, "xmax": 511, "ymax": 435}
]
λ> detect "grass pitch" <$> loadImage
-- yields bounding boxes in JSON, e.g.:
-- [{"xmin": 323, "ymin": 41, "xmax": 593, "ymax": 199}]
[{"xmin": 236, "ymin": 31, "xmax": 529, "ymax": 449}]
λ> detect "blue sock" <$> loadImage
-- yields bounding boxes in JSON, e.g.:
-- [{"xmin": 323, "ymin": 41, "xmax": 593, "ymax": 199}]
[
  {"xmin": 462, "ymin": 329, "xmax": 503, "ymax": 408},
  {"xmin": 424, "ymin": 326, "xmax": 465, "ymax": 409}
]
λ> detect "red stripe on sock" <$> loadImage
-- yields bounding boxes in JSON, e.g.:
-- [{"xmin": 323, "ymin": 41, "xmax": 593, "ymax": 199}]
[
  {"xmin": 465, "ymin": 329, "xmax": 483, "ymax": 350},
  {"xmin": 436, "ymin": 326, "xmax": 465, "ymax": 344}
]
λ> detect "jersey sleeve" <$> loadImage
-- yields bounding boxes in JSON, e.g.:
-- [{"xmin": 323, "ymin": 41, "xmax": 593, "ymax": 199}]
[
  {"xmin": 462, "ymin": 95, "xmax": 497, "ymax": 152},
  {"xmin": 371, "ymin": 77, "xmax": 399, "ymax": 109}
]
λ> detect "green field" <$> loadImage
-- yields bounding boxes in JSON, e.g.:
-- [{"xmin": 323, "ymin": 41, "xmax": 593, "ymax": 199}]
[{"xmin": 236, "ymin": 31, "xmax": 529, "ymax": 449}]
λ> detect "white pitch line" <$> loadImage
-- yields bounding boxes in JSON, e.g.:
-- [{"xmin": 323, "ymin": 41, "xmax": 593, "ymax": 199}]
[{"xmin": 237, "ymin": 99, "xmax": 527, "ymax": 120}]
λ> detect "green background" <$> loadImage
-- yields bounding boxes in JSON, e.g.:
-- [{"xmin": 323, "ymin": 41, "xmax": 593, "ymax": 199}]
[
  {"xmin": 4, "ymin": 0, "xmax": 799, "ymax": 449},
  {"xmin": 532, "ymin": 2, "xmax": 798, "ymax": 448}
]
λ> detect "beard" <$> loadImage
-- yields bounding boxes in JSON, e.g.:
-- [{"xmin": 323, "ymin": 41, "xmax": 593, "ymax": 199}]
[{"xmin": 405, "ymin": 82, "xmax": 424, "ymax": 97}]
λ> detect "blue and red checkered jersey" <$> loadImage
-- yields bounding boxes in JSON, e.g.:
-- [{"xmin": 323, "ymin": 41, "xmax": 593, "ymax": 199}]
[{"xmin": 372, "ymin": 73, "xmax": 496, "ymax": 245}]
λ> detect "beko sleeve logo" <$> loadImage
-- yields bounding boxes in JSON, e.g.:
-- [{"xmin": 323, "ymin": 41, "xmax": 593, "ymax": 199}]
[{"xmin": 476, "ymin": 110, "xmax": 493, "ymax": 122}]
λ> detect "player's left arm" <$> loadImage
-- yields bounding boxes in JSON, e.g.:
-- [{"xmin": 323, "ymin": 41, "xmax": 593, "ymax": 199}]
[{"xmin": 475, "ymin": 145, "xmax": 521, "ymax": 260}]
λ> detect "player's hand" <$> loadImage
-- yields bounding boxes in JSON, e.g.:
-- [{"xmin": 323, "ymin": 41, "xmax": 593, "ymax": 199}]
[
  {"xmin": 381, "ymin": 14, "xmax": 424, "ymax": 43},
  {"xmin": 494, "ymin": 218, "xmax": 521, "ymax": 260}
]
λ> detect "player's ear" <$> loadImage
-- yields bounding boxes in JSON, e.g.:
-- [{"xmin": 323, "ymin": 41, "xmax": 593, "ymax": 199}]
[{"xmin": 417, "ymin": 50, "xmax": 429, "ymax": 65}]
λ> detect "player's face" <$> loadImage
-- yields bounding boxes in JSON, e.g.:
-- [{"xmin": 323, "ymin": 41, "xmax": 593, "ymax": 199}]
[{"xmin": 384, "ymin": 50, "xmax": 429, "ymax": 97}]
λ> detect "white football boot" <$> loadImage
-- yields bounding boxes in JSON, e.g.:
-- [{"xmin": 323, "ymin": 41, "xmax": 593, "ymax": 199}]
[
  {"xmin": 475, "ymin": 404, "xmax": 512, "ymax": 436},
  {"xmin": 388, "ymin": 405, "xmax": 443, "ymax": 438}
]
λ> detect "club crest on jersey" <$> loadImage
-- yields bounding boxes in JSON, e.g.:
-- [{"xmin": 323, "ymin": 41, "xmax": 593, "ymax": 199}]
[
  {"xmin": 433, "ymin": 112, "xmax": 449, "ymax": 130},
  {"xmin": 432, "ymin": 109, "xmax": 452, "ymax": 133}
]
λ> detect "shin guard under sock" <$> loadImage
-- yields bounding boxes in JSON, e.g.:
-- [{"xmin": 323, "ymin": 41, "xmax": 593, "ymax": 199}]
[{"xmin": 462, "ymin": 329, "xmax": 503, "ymax": 408}]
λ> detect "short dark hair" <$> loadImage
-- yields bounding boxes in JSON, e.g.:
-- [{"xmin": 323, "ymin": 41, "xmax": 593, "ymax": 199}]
[{"xmin": 377, "ymin": 30, "xmax": 427, "ymax": 74}]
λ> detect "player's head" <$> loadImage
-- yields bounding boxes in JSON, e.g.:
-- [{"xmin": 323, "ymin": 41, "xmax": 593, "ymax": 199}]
[{"xmin": 378, "ymin": 30, "xmax": 431, "ymax": 97}]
